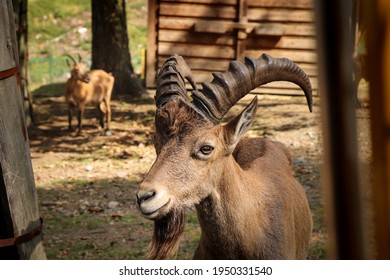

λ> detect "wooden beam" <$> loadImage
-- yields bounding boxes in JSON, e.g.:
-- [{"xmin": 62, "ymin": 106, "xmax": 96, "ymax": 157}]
[
  {"xmin": 159, "ymin": 18, "xmax": 316, "ymax": 36},
  {"xmin": 160, "ymin": 2, "xmax": 237, "ymax": 19},
  {"xmin": 160, "ymin": 0, "xmax": 236, "ymax": 4},
  {"xmin": 315, "ymin": 0, "xmax": 369, "ymax": 259},
  {"xmin": 247, "ymin": 0, "xmax": 313, "ymax": 9},
  {"xmin": 245, "ymin": 49, "xmax": 317, "ymax": 63},
  {"xmin": 0, "ymin": 0, "xmax": 45, "ymax": 259},
  {"xmin": 159, "ymin": 29, "xmax": 235, "ymax": 45},
  {"xmin": 247, "ymin": 8, "xmax": 314, "ymax": 23},
  {"xmin": 146, "ymin": 0, "xmax": 158, "ymax": 87},
  {"xmin": 246, "ymin": 36, "xmax": 316, "ymax": 50},
  {"xmin": 366, "ymin": 0, "xmax": 390, "ymax": 259},
  {"xmin": 158, "ymin": 42, "xmax": 235, "ymax": 59}
]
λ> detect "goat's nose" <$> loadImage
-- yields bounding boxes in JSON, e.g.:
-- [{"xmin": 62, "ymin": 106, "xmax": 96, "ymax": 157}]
[{"xmin": 136, "ymin": 190, "xmax": 156, "ymax": 205}]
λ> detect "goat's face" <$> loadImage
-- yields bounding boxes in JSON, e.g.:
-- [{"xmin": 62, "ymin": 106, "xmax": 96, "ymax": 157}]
[
  {"xmin": 70, "ymin": 63, "xmax": 90, "ymax": 83},
  {"xmin": 137, "ymin": 96, "xmax": 257, "ymax": 220}
]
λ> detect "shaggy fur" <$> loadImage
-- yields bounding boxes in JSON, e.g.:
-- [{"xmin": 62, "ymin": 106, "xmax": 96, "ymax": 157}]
[{"xmin": 148, "ymin": 210, "xmax": 185, "ymax": 260}]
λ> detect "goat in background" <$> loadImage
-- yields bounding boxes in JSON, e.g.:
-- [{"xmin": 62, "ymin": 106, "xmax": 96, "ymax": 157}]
[
  {"xmin": 136, "ymin": 54, "xmax": 313, "ymax": 259},
  {"xmin": 64, "ymin": 54, "xmax": 114, "ymax": 136}
]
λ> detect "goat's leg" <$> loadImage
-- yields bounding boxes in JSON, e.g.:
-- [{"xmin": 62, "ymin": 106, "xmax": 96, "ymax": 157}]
[
  {"xmin": 103, "ymin": 99, "xmax": 112, "ymax": 136},
  {"xmin": 77, "ymin": 105, "xmax": 85, "ymax": 136},
  {"xmin": 68, "ymin": 104, "xmax": 75, "ymax": 131},
  {"xmin": 97, "ymin": 103, "xmax": 105, "ymax": 130}
]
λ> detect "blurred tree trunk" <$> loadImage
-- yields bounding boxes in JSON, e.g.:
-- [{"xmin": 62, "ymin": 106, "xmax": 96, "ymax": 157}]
[
  {"xmin": 12, "ymin": 0, "xmax": 34, "ymax": 126},
  {"xmin": 91, "ymin": 0, "xmax": 145, "ymax": 96}
]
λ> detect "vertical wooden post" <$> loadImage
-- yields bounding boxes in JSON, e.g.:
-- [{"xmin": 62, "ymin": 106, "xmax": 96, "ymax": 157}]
[
  {"xmin": 235, "ymin": 0, "xmax": 247, "ymax": 61},
  {"xmin": 365, "ymin": 0, "xmax": 390, "ymax": 259},
  {"xmin": 12, "ymin": 0, "xmax": 34, "ymax": 127},
  {"xmin": 146, "ymin": 0, "xmax": 158, "ymax": 88},
  {"xmin": 0, "ymin": 0, "xmax": 46, "ymax": 259},
  {"xmin": 315, "ymin": 0, "xmax": 369, "ymax": 259}
]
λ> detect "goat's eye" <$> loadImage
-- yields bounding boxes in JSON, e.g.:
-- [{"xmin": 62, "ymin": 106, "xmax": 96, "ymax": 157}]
[{"xmin": 200, "ymin": 145, "xmax": 214, "ymax": 155}]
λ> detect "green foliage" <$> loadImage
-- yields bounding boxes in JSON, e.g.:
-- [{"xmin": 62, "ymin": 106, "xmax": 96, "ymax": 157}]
[
  {"xmin": 308, "ymin": 241, "xmax": 327, "ymax": 260},
  {"xmin": 29, "ymin": 57, "xmax": 70, "ymax": 88},
  {"xmin": 28, "ymin": 0, "xmax": 90, "ymax": 44},
  {"xmin": 28, "ymin": 0, "xmax": 147, "ymax": 89}
]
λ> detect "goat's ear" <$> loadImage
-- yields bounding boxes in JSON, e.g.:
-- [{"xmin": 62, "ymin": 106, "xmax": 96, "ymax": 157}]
[{"xmin": 224, "ymin": 96, "xmax": 258, "ymax": 153}]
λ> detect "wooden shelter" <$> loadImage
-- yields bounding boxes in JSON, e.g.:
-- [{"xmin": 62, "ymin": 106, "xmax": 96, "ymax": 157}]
[{"xmin": 146, "ymin": 0, "xmax": 318, "ymax": 95}]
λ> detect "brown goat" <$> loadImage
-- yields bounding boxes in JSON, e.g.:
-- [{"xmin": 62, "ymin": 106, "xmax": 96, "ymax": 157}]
[
  {"xmin": 137, "ymin": 54, "xmax": 313, "ymax": 260},
  {"xmin": 64, "ymin": 54, "xmax": 114, "ymax": 136}
]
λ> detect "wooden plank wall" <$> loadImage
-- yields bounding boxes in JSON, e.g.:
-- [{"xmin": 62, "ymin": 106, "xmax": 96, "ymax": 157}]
[
  {"xmin": 147, "ymin": 0, "xmax": 318, "ymax": 96},
  {"xmin": 245, "ymin": 0, "xmax": 317, "ymax": 95}
]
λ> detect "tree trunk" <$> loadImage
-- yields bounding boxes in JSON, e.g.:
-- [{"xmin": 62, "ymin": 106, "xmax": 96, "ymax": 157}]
[{"xmin": 91, "ymin": 0, "xmax": 145, "ymax": 96}]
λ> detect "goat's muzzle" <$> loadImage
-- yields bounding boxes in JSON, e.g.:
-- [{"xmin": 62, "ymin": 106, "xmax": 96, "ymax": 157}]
[{"xmin": 137, "ymin": 185, "xmax": 171, "ymax": 220}]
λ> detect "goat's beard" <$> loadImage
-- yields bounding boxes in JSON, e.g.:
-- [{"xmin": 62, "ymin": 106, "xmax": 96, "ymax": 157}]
[{"xmin": 147, "ymin": 209, "xmax": 185, "ymax": 260}]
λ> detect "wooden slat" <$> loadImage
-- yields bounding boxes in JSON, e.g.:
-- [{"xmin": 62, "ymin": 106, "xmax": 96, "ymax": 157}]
[
  {"xmin": 158, "ymin": 56, "xmax": 231, "ymax": 72},
  {"xmin": 160, "ymin": 2, "xmax": 237, "ymax": 19},
  {"xmin": 246, "ymin": 36, "xmax": 316, "ymax": 50},
  {"xmin": 367, "ymin": 0, "xmax": 390, "ymax": 259},
  {"xmin": 254, "ymin": 24, "xmax": 286, "ymax": 36},
  {"xmin": 158, "ymin": 43, "xmax": 235, "ymax": 59},
  {"xmin": 247, "ymin": 8, "xmax": 314, "ymax": 23},
  {"xmin": 245, "ymin": 49, "xmax": 317, "ymax": 63},
  {"xmin": 159, "ymin": 18, "xmax": 316, "ymax": 36},
  {"xmin": 159, "ymin": 17, "xmax": 197, "ymax": 30},
  {"xmin": 160, "ymin": 0, "xmax": 236, "ymax": 4},
  {"xmin": 159, "ymin": 29, "xmax": 235, "ymax": 46},
  {"xmin": 281, "ymin": 23, "xmax": 316, "ymax": 36},
  {"xmin": 0, "ymin": 6, "xmax": 15, "ymax": 71},
  {"xmin": 247, "ymin": 0, "xmax": 313, "ymax": 9}
]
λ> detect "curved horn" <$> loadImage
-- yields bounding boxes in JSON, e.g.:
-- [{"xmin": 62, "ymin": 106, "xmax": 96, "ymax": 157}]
[
  {"xmin": 155, "ymin": 54, "xmax": 197, "ymax": 108},
  {"xmin": 64, "ymin": 54, "xmax": 77, "ymax": 66},
  {"xmin": 191, "ymin": 54, "xmax": 313, "ymax": 123}
]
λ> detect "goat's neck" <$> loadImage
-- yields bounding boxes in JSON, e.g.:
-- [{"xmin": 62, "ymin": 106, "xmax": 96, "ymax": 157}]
[{"xmin": 195, "ymin": 155, "xmax": 261, "ymax": 259}]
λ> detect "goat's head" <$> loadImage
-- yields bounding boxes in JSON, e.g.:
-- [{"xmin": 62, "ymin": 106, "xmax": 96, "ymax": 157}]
[
  {"xmin": 137, "ymin": 54, "xmax": 312, "ymax": 259},
  {"xmin": 65, "ymin": 54, "xmax": 90, "ymax": 83}
]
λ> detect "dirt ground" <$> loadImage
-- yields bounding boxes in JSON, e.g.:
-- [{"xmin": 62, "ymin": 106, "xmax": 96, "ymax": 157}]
[{"xmin": 27, "ymin": 82, "xmax": 371, "ymax": 259}]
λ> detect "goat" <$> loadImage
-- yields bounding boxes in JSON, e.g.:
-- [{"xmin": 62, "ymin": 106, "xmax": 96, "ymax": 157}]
[
  {"xmin": 136, "ymin": 54, "xmax": 313, "ymax": 260},
  {"xmin": 64, "ymin": 54, "xmax": 114, "ymax": 136}
]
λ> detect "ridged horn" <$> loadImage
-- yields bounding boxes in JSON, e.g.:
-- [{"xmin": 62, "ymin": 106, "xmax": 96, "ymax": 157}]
[
  {"xmin": 64, "ymin": 54, "xmax": 77, "ymax": 66},
  {"xmin": 155, "ymin": 54, "xmax": 197, "ymax": 108},
  {"xmin": 191, "ymin": 53, "xmax": 313, "ymax": 123}
]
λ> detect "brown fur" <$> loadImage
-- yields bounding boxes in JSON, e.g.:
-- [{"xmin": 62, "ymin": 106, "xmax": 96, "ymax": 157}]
[
  {"xmin": 64, "ymin": 62, "xmax": 114, "ymax": 135},
  {"xmin": 148, "ymin": 210, "xmax": 185, "ymax": 260},
  {"xmin": 154, "ymin": 98, "xmax": 208, "ymax": 153},
  {"xmin": 138, "ymin": 97, "xmax": 312, "ymax": 259}
]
